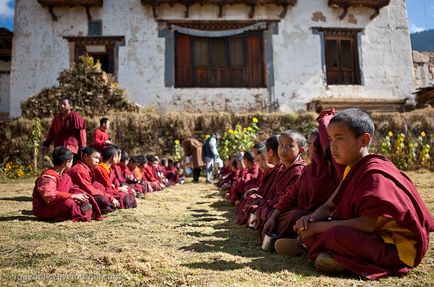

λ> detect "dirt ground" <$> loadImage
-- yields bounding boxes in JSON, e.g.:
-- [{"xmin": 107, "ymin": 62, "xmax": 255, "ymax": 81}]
[{"xmin": 0, "ymin": 171, "xmax": 433, "ymax": 286}]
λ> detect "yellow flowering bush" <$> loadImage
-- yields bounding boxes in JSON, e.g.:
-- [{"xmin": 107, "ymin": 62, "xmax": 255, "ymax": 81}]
[
  {"xmin": 0, "ymin": 160, "xmax": 37, "ymax": 179},
  {"xmin": 218, "ymin": 117, "xmax": 259, "ymax": 160},
  {"xmin": 173, "ymin": 139, "xmax": 183, "ymax": 162},
  {"xmin": 379, "ymin": 131, "xmax": 433, "ymax": 170}
]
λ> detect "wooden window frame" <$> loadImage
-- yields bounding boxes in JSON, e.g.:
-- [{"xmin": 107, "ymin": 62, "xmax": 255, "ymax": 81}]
[
  {"xmin": 323, "ymin": 29, "xmax": 361, "ymax": 86},
  {"xmin": 175, "ymin": 31, "xmax": 265, "ymax": 88}
]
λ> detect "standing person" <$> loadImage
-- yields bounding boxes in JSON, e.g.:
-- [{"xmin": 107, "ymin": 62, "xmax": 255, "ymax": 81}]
[
  {"xmin": 93, "ymin": 117, "xmax": 113, "ymax": 152},
  {"xmin": 41, "ymin": 98, "xmax": 87, "ymax": 161},
  {"xmin": 203, "ymin": 133, "xmax": 221, "ymax": 183},
  {"xmin": 182, "ymin": 138, "xmax": 204, "ymax": 183}
]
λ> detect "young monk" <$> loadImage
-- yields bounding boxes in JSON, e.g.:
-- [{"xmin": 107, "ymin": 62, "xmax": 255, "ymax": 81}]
[
  {"xmin": 93, "ymin": 146, "xmax": 137, "ymax": 209},
  {"xmin": 119, "ymin": 151, "xmax": 148, "ymax": 195},
  {"xmin": 68, "ymin": 147, "xmax": 117, "ymax": 213},
  {"xmin": 142, "ymin": 156, "xmax": 165, "ymax": 191},
  {"xmin": 236, "ymin": 135, "xmax": 281, "ymax": 225},
  {"xmin": 263, "ymin": 109, "xmax": 345, "ymax": 253},
  {"xmin": 165, "ymin": 159, "xmax": 179, "ymax": 185},
  {"xmin": 227, "ymin": 150, "xmax": 260, "ymax": 206},
  {"xmin": 255, "ymin": 130, "xmax": 306, "ymax": 233},
  {"xmin": 293, "ymin": 108, "xmax": 434, "ymax": 279},
  {"xmin": 111, "ymin": 148, "xmax": 144, "ymax": 199},
  {"xmin": 93, "ymin": 117, "xmax": 113, "ymax": 152},
  {"xmin": 33, "ymin": 146, "xmax": 102, "ymax": 222}
]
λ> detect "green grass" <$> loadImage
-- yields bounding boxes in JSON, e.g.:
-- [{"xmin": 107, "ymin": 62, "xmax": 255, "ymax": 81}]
[{"xmin": 0, "ymin": 171, "xmax": 433, "ymax": 286}]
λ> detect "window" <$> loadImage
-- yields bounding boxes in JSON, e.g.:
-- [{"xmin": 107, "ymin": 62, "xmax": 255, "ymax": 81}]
[
  {"xmin": 64, "ymin": 36, "xmax": 125, "ymax": 77},
  {"xmin": 88, "ymin": 20, "xmax": 102, "ymax": 36},
  {"xmin": 175, "ymin": 31, "xmax": 264, "ymax": 88},
  {"xmin": 324, "ymin": 29, "xmax": 360, "ymax": 85}
]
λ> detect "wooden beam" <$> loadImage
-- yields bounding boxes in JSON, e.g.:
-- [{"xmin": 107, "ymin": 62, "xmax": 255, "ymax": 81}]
[{"xmin": 48, "ymin": 6, "xmax": 58, "ymax": 21}]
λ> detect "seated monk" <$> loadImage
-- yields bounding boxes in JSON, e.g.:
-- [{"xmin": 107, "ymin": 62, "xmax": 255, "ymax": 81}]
[
  {"xmin": 118, "ymin": 151, "xmax": 148, "ymax": 195},
  {"xmin": 141, "ymin": 156, "xmax": 165, "ymax": 191},
  {"xmin": 236, "ymin": 135, "xmax": 281, "ymax": 226},
  {"xmin": 263, "ymin": 110, "xmax": 345, "ymax": 251},
  {"xmin": 226, "ymin": 151, "xmax": 260, "ymax": 205},
  {"xmin": 69, "ymin": 147, "xmax": 117, "ymax": 213},
  {"xmin": 292, "ymin": 108, "xmax": 434, "ymax": 279},
  {"xmin": 165, "ymin": 159, "xmax": 179, "ymax": 185},
  {"xmin": 255, "ymin": 130, "xmax": 306, "ymax": 234},
  {"xmin": 33, "ymin": 146, "xmax": 102, "ymax": 222},
  {"xmin": 94, "ymin": 146, "xmax": 137, "ymax": 209},
  {"xmin": 111, "ymin": 147, "xmax": 144, "ymax": 199}
]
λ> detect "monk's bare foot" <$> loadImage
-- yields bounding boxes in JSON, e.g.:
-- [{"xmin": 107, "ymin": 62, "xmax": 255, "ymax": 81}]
[{"xmin": 315, "ymin": 253, "xmax": 346, "ymax": 273}]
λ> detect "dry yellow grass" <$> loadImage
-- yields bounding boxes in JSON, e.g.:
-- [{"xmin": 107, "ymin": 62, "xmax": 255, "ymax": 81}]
[{"xmin": 0, "ymin": 172, "xmax": 433, "ymax": 286}]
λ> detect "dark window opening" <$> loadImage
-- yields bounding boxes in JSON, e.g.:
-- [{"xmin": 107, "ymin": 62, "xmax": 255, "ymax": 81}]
[
  {"xmin": 324, "ymin": 30, "xmax": 360, "ymax": 85},
  {"xmin": 88, "ymin": 53, "xmax": 109, "ymax": 72},
  {"xmin": 88, "ymin": 20, "xmax": 102, "ymax": 36},
  {"xmin": 175, "ymin": 31, "xmax": 265, "ymax": 88}
]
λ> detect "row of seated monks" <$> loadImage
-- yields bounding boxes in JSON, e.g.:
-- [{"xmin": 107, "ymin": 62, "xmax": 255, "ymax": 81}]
[
  {"xmin": 33, "ymin": 145, "xmax": 183, "ymax": 222},
  {"xmin": 217, "ymin": 108, "xmax": 434, "ymax": 280}
]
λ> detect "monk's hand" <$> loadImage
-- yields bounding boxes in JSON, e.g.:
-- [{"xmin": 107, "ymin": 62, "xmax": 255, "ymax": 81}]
[
  {"xmin": 71, "ymin": 193, "xmax": 88, "ymax": 203},
  {"xmin": 262, "ymin": 217, "xmax": 276, "ymax": 237},
  {"xmin": 112, "ymin": 198, "xmax": 120, "ymax": 208},
  {"xmin": 294, "ymin": 215, "xmax": 314, "ymax": 232},
  {"xmin": 299, "ymin": 227, "xmax": 315, "ymax": 240}
]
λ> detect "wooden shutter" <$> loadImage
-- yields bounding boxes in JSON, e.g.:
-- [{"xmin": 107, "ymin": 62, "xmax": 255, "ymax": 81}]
[
  {"xmin": 246, "ymin": 33, "xmax": 263, "ymax": 87},
  {"xmin": 175, "ymin": 33, "xmax": 192, "ymax": 87}
]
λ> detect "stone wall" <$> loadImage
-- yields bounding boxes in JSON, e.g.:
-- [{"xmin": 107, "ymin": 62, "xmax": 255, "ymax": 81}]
[{"xmin": 413, "ymin": 51, "xmax": 434, "ymax": 90}]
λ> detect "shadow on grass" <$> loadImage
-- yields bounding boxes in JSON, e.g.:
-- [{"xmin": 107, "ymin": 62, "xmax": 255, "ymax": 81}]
[
  {"xmin": 178, "ymin": 192, "xmax": 322, "ymax": 276},
  {"xmin": 0, "ymin": 215, "xmax": 37, "ymax": 221},
  {"xmin": 0, "ymin": 196, "xmax": 32, "ymax": 202}
]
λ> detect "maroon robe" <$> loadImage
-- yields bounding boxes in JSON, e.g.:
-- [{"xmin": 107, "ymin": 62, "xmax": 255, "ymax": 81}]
[
  {"xmin": 274, "ymin": 109, "xmax": 345, "ymax": 237},
  {"xmin": 94, "ymin": 164, "xmax": 137, "ymax": 209},
  {"xmin": 93, "ymin": 127, "xmax": 109, "ymax": 152},
  {"xmin": 44, "ymin": 111, "xmax": 86, "ymax": 154},
  {"xmin": 236, "ymin": 163, "xmax": 282, "ymax": 225},
  {"xmin": 68, "ymin": 162, "xmax": 115, "ymax": 213},
  {"xmin": 33, "ymin": 170, "xmax": 102, "ymax": 222},
  {"xmin": 303, "ymin": 154, "xmax": 434, "ymax": 279},
  {"xmin": 228, "ymin": 164, "xmax": 260, "ymax": 205},
  {"xmin": 255, "ymin": 159, "xmax": 305, "ymax": 232}
]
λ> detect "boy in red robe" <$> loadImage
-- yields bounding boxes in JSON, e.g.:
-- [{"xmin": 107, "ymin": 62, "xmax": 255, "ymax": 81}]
[
  {"xmin": 68, "ymin": 147, "xmax": 117, "ymax": 213},
  {"xmin": 33, "ymin": 147, "xmax": 102, "ymax": 222},
  {"xmin": 236, "ymin": 135, "xmax": 281, "ymax": 225},
  {"xmin": 227, "ymin": 150, "xmax": 260, "ymax": 205},
  {"xmin": 41, "ymin": 98, "xmax": 86, "ymax": 160},
  {"xmin": 94, "ymin": 146, "xmax": 137, "ymax": 209},
  {"xmin": 255, "ymin": 130, "xmax": 306, "ymax": 234},
  {"xmin": 93, "ymin": 117, "xmax": 113, "ymax": 152},
  {"xmin": 294, "ymin": 108, "xmax": 434, "ymax": 279},
  {"xmin": 263, "ymin": 109, "xmax": 344, "ymax": 251}
]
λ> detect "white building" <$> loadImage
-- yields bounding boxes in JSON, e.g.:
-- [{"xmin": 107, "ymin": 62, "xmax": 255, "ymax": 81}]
[{"xmin": 7, "ymin": 0, "xmax": 414, "ymax": 118}]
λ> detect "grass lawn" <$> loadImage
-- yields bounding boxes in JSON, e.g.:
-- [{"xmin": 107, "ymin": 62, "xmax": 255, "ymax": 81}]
[{"xmin": 0, "ymin": 172, "xmax": 433, "ymax": 286}]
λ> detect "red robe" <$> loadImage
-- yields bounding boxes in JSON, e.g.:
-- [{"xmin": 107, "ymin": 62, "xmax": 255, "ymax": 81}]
[
  {"xmin": 274, "ymin": 109, "xmax": 345, "ymax": 237},
  {"xmin": 93, "ymin": 127, "xmax": 110, "ymax": 152},
  {"xmin": 116, "ymin": 163, "xmax": 144, "ymax": 193},
  {"xmin": 255, "ymin": 159, "xmax": 305, "ymax": 232},
  {"xmin": 142, "ymin": 165, "xmax": 162, "ymax": 191},
  {"xmin": 45, "ymin": 111, "xmax": 86, "ymax": 154},
  {"xmin": 303, "ymin": 154, "xmax": 434, "ymax": 279},
  {"xmin": 165, "ymin": 166, "xmax": 179, "ymax": 184},
  {"xmin": 68, "ymin": 162, "xmax": 115, "ymax": 213},
  {"xmin": 33, "ymin": 170, "xmax": 102, "ymax": 222},
  {"xmin": 94, "ymin": 164, "xmax": 137, "ymax": 209},
  {"xmin": 228, "ymin": 164, "xmax": 261, "ymax": 205},
  {"xmin": 236, "ymin": 163, "xmax": 281, "ymax": 225}
]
